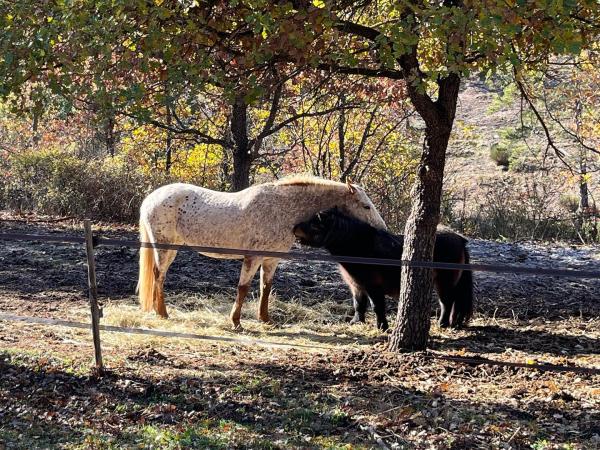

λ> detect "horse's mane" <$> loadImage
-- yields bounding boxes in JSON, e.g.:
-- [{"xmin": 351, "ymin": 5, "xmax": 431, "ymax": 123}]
[
  {"xmin": 326, "ymin": 208, "xmax": 403, "ymax": 247},
  {"xmin": 324, "ymin": 208, "xmax": 375, "ymax": 240},
  {"xmin": 274, "ymin": 175, "xmax": 346, "ymax": 188}
]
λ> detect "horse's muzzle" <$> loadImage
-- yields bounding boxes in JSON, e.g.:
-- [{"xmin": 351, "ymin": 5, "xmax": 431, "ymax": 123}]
[{"xmin": 293, "ymin": 224, "xmax": 311, "ymax": 245}]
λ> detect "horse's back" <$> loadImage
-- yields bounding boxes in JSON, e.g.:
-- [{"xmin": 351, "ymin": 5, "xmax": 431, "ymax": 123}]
[{"xmin": 139, "ymin": 182, "xmax": 296, "ymax": 253}]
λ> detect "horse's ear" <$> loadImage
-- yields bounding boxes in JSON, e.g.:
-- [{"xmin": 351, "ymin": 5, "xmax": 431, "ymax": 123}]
[{"xmin": 346, "ymin": 180, "xmax": 356, "ymax": 195}]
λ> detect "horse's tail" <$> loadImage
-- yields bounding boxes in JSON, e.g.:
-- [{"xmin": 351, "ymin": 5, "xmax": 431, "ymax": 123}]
[
  {"xmin": 450, "ymin": 245, "xmax": 474, "ymax": 327},
  {"xmin": 137, "ymin": 219, "xmax": 155, "ymax": 313}
]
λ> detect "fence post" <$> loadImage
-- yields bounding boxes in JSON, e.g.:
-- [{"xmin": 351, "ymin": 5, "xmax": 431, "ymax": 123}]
[{"xmin": 84, "ymin": 219, "xmax": 104, "ymax": 375}]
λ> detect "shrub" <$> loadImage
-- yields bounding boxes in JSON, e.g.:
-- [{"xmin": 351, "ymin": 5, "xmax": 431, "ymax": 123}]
[
  {"xmin": 489, "ymin": 126, "xmax": 537, "ymax": 172},
  {"xmin": 489, "ymin": 143, "xmax": 511, "ymax": 167},
  {"xmin": 559, "ymin": 194, "xmax": 580, "ymax": 214},
  {"xmin": 442, "ymin": 176, "xmax": 592, "ymax": 242},
  {"xmin": 0, "ymin": 148, "xmax": 168, "ymax": 222}
]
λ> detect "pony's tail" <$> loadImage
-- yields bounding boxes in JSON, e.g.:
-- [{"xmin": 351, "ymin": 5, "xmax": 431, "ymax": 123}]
[
  {"xmin": 451, "ymin": 246, "xmax": 474, "ymax": 327},
  {"xmin": 137, "ymin": 219, "xmax": 156, "ymax": 313}
]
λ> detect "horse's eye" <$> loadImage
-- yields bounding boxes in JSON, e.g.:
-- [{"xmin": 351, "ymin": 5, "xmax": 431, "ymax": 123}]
[{"xmin": 363, "ymin": 205, "xmax": 371, "ymax": 210}]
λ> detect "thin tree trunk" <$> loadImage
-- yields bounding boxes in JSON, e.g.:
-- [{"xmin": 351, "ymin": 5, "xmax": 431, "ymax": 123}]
[
  {"xmin": 576, "ymin": 101, "xmax": 589, "ymax": 213},
  {"xmin": 579, "ymin": 161, "xmax": 589, "ymax": 211},
  {"xmin": 338, "ymin": 94, "xmax": 346, "ymax": 181},
  {"xmin": 105, "ymin": 113, "xmax": 116, "ymax": 157},
  {"xmin": 32, "ymin": 111, "xmax": 40, "ymax": 146},
  {"xmin": 231, "ymin": 95, "xmax": 252, "ymax": 191},
  {"xmin": 165, "ymin": 104, "xmax": 172, "ymax": 173}
]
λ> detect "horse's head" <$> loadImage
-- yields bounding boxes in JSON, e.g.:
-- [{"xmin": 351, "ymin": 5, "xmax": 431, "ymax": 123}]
[
  {"xmin": 338, "ymin": 181, "xmax": 386, "ymax": 229},
  {"xmin": 293, "ymin": 208, "xmax": 340, "ymax": 247}
]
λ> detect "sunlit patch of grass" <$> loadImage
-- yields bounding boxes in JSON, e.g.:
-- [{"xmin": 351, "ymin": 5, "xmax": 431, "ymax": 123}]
[
  {"xmin": 0, "ymin": 348, "xmax": 90, "ymax": 376},
  {"xmin": 70, "ymin": 420, "xmax": 280, "ymax": 450}
]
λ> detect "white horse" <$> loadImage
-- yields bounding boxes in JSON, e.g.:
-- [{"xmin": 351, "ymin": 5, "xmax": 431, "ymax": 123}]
[{"xmin": 138, "ymin": 175, "xmax": 386, "ymax": 329}]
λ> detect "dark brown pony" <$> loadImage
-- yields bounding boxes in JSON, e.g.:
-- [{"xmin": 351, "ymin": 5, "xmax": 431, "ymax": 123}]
[{"xmin": 293, "ymin": 208, "xmax": 473, "ymax": 330}]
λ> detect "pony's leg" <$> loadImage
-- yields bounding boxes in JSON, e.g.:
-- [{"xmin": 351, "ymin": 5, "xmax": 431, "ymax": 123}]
[
  {"xmin": 229, "ymin": 256, "xmax": 262, "ymax": 330},
  {"xmin": 258, "ymin": 258, "xmax": 279, "ymax": 323},
  {"xmin": 153, "ymin": 249, "xmax": 178, "ymax": 318},
  {"xmin": 434, "ymin": 270, "xmax": 455, "ymax": 328},
  {"xmin": 349, "ymin": 289, "xmax": 369, "ymax": 324},
  {"xmin": 369, "ymin": 289, "xmax": 389, "ymax": 331},
  {"xmin": 438, "ymin": 299, "xmax": 453, "ymax": 328}
]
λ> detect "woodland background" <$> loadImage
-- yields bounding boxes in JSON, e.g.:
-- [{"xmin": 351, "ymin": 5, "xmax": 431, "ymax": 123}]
[{"xmin": 1, "ymin": 60, "xmax": 598, "ymax": 242}]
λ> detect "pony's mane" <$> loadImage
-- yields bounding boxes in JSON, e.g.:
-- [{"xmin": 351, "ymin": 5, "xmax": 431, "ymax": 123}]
[{"xmin": 274, "ymin": 175, "xmax": 346, "ymax": 188}]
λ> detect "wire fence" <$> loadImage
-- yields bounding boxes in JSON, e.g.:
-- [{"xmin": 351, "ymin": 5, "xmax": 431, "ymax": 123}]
[
  {"xmin": 0, "ymin": 225, "xmax": 599, "ymax": 376},
  {"xmin": 3, "ymin": 231, "xmax": 600, "ymax": 278}
]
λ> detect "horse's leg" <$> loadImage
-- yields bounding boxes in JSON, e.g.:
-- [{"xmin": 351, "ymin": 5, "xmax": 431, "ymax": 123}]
[
  {"xmin": 349, "ymin": 288, "xmax": 369, "ymax": 324},
  {"xmin": 229, "ymin": 256, "xmax": 262, "ymax": 330},
  {"xmin": 153, "ymin": 249, "xmax": 178, "ymax": 319},
  {"xmin": 258, "ymin": 258, "xmax": 279, "ymax": 323},
  {"xmin": 369, "ymin": 289, "xmax": 388, "ymax": 331}
]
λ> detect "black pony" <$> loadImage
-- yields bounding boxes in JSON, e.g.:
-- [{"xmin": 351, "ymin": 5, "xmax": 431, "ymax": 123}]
[{"xmin": 293, "ymin": 208, "xmax": 473, "ymax": 330}]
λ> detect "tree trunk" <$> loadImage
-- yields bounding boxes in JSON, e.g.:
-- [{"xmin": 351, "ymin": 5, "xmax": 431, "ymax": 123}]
[
  {"xmin": 388, "ymin": 128, "xmax": 452, "ymax": 350},
  {"xmin": 32, "ymin": 111, "xmax": 40, "ymax": 146},
  {"xmin": 105, "ymin": 113, "xmax": 116, "ymax": 157},
  {"xmin": 165, "ymin": 104, "xmax": 172, "ymax": 173},
  {"xmin": 579, "ymin": 161, "xmax": 589, "ymax": 212},
  {"xmin": 338, "ymin": 94, "xmax": 346, "ymax": 181},
  {"xmin": 230, "ymin": 95, "xmax": 252, "ymax": 191},
  {"xmin": 388, "ymin": 74, "xmax": 460, "ymax": 351},
  {"xmin": 576, "ymin": 101, "xmax": 589, "ymax": 213}
]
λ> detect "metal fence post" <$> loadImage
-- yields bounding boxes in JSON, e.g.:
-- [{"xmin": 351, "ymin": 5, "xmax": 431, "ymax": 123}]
[{"xmin": 84, "ymin": 219, "xmax": 104, "ymax": 375}]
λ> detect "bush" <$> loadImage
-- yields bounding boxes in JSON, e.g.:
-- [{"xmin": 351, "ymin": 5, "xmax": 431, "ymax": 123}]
[
  {"xmin": 0, "ymin": 148, "xmax": 167, "ymax": 222},
  {"xmin": 489, "ymin": 143, "xmax": 511, "ymax": 167},
  {"xmin": 489, "ymin": 126, "xmax": 537, "ymax": 172},
  {"xmin": 559, "ymin": 194, "xmax": 580, "ymax": 214},
  {"xmin": 442, "ymin": 176, "xmax": 593, "ymax": 242}
]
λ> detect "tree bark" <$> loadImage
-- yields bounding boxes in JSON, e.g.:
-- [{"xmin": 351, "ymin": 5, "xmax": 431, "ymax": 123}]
[
  {"xmin": 165, "ymin": 103, "xmax": 172, "ymax": 173},
  {"xmin": 575, "ymin": 101, "xmax": 589, "ymax": 213},
  {"xmin": 388, "ymin": 74, "xmax": 460, "ymax": 351},
  {"xmin": 388, "ymin": 128, "xmax": 452, "ymax": 350},
  {"xmin": 105, "ymin": 113, "xmax": 116, "ymax": 157},
  {"xmin": 231, "ymin": 95, "xmax": 252, "ymax": 191},
  {"xmin": 338, "ymin": 94, "xmax": 346, "ymax": 181},
  {"xmin": 31, "ymin": 111, "xmax": 40, "ymax": 146}
]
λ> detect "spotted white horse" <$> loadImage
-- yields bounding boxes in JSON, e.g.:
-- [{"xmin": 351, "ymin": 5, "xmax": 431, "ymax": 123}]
[{"xmin": 138, "ymin": 175, "xmax": 386, "ymax": 329}]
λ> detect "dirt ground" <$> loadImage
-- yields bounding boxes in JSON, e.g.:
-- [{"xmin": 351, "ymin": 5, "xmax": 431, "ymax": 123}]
[{"xmin": 0, "ymin": 215, "xmax": 599, "ymax": 449}]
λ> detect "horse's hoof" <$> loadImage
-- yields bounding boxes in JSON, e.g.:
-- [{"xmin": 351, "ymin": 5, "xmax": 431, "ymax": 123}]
[{"xmin": 231, "ymin": 323, "xmax": 244, "ymax": 332}]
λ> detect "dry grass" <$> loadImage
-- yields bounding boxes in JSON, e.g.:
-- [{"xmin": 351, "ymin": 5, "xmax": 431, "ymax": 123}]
[{"xmin": 54, "ymin": 292, "xmax": 383, "ymax": 353}]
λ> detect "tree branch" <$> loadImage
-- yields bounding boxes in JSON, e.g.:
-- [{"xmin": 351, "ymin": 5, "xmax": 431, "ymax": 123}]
[
  {"xmin": 257, "ymin": 103, "xmax": 360, "ymax": 142},
  {"xmin": 514, "ymin": 74, "xmax": 570, "ymax": 167},
  {"xmin": 250, "ymin": 80, "xmax": 284, "ymax": 154},
  {"xmin": 123, "ymin": 112, "xmax": 229, "ymax": 147},
  {"xmin": 317, "ymin": 62, "xmax": 404, "ymax": 79}
]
